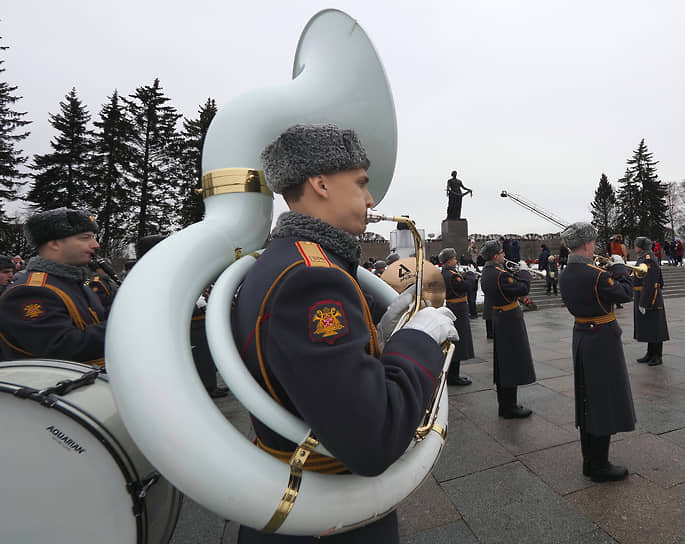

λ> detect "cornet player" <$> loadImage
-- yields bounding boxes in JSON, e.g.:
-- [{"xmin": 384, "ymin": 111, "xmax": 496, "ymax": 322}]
[
  {"xmin": 558, "ymin": 223, "xmax": 635, "ymax": 482},
  {"xmin": 233, "ymin": 124, "xmax": 458, "ymax": 543},
  {"xmin": 439, "ymin": 247, "xmax": 473, "ymax": 386},
  {"xmin": 633, "ymin": 236, "xmax": 669, "ymax": 366},
  {"xmin": 480, "ymin": 240, "xmax": 536, "ymax": 418}
]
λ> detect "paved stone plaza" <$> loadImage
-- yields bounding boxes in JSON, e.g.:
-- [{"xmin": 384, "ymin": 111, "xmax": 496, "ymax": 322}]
[{"xmin": 171, "ymin": 298, "xmax": 685, "ymax": 544}]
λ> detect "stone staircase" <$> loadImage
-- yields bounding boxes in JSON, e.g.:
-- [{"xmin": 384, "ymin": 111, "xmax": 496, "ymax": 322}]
[{"xmin": 526, "ymin": 263, "xmax": 685, "ymax": 310}]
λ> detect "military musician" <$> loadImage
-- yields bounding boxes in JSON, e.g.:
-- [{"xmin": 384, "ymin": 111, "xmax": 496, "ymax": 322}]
[
  {"xmin": 633, "ymin": 236, "xmax": 669, "ymax": 366},
  {"xmin": 439, "ymin": 247, "xmax": 473, "ymax": 386},
  {"xmin": 233, "ymin": 124, "xmax": 458, "ymax": 543},
  {"xmin": 559, "ymin": 222, "xmax": 635, "ymax": 482},
  {"xmin": 479, "ymin": 240, "xmax": 536, "ymax": 418}
]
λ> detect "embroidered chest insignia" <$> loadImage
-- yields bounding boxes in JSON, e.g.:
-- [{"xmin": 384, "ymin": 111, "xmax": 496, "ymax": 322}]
[
  {"xmin": 309, "ymin": 300, "xmax": 348, "ymax": 344},
  {"xmin": 23, "ymin": 301, "xmax": 46, "ymax": 320}
]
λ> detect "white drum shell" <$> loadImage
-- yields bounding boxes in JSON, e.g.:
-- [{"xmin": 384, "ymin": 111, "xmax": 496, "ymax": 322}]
[{"xmin": 0, "ymin": 360, "xmax": 181, "ymax": 544}]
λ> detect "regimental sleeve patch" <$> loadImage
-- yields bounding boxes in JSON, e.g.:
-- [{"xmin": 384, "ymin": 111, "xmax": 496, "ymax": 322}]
[
  {"xmin": 22, "ymin": 301, "xmax": 46, "ymax": 320},
  {"xmin": 309, "ymin": 300, "xmax": 348, "ymax": 344},
  {"xmin": 507, "ymin": 277, "xmax": 514, "ymax": 284},
  {"xmin": 608, "ymin": 278, "xmax": 615, "ymax": 286}
]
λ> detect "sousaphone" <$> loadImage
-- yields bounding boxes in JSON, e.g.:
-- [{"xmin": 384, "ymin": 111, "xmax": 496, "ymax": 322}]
[{"xmin": 106, "ymin": 9, "xmax": 448, "ymax": 536}]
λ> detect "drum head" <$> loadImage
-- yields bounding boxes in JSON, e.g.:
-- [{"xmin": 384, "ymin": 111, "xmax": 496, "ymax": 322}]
[{"xmin": 0, "ymin": 360, "xmax": 181, "ymax": 544}]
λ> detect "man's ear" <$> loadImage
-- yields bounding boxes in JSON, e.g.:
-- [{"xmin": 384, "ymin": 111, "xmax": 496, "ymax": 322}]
[{"xmin": 307, "ymin": 175, "xmax": 328, "ymax": 198}]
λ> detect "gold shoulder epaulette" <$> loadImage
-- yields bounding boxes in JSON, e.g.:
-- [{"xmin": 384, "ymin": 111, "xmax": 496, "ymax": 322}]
[
  {"xmin": 295, "ymin": 241, "xmax": 332, "ymax": 268},
  {"xmin": 495, "ymin": 266, "xmax": 506, "ymax": 273},
  {"xmin": 26, "ymin": 272, "xmax": 48, "ymax": 287}
]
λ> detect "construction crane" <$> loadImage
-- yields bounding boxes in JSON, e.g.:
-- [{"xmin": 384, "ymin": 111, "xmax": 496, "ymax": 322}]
[{"xmin": 500, "ymin": 190, "xmax": 568, "ymax": 230}]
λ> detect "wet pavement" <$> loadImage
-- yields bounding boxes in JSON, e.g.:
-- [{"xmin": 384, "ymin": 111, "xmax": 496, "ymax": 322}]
[{"xmin": 171, "ymin": 297, "xmax": 685, "ymax": 544}]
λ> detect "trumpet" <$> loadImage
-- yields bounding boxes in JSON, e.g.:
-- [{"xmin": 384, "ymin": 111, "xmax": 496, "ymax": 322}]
[
  {"xmin": 504, "ymin": 258, "xmax": 547, "ymax": 279},
  {"xmin": 367, "ymin": 211, "xmax": 454, "ymax": 439},
  {"xmin": 593, "ymin": 254, "xmax": 648, "ymax": 278}
]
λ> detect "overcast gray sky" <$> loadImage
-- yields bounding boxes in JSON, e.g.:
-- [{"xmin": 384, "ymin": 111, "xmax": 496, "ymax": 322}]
[{"xmin": 3, "ymin": 0, "xmax": 684, "ymax": 239}]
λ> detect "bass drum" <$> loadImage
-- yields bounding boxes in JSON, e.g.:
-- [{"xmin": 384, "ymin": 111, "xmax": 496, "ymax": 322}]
[{"xmin": 0, "ymin": 360, "xmax": 182, "ymax": 544}]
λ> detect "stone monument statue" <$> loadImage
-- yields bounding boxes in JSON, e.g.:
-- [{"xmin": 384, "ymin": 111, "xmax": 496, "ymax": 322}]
[
  {"xmin": 442, "ymin": 170, "xmax": 472, "ymax": 257},
  {"xmin": 446, "ymin": 170, "xmax": 472, "ymax": 220}
]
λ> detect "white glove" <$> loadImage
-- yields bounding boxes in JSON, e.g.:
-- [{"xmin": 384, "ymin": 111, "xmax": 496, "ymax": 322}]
[
  {"xmin": 639, "ymin": 306, "xmax": 646, "ymax": 315},
  {"xmin": 518, "ymin": 261, "xmax": 529, "ymax": 271},
  {"xmin": 377, "ymin": 285, "xmax": 416, "ymax": 347},
  {"xmin": 404, "ymin": 306, "xmax": 459, "ymax": 345},
  {"xmin": 195, "ymin": 294, "xmax": 207, "ymax": 310},
  {"xmin": 607, "ymin": 255, "xmax": 624, "ymax": 267}
]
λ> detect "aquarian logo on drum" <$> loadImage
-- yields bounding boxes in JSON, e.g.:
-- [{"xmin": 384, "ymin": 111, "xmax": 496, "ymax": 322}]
[{"xmin": 45, "ymin": 425, "xmax": 86, "ymax": 454}]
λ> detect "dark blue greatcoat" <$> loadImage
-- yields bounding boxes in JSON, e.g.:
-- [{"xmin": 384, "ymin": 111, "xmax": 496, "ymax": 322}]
[
  {"xmin": 233, "ymin": 235, "xmax": 444, "ymax": 543},
  {"xmin": 480, "ymin": 261, "xmax": 536, "ymax": 387},
  {"xmin": 633, "ymin": 251, "xmax": 669, "ymax": 342},
  {"xmin": 87, "ymin": 274, "xmax": 118, "ymax": 316},
  {"xmin": 0, "ymin": 269, "xmax": 106, "ymax": 364},
  {"xmin": 441, "ymin": 264, "xmax": 474, "ymax": 360},
  {"xmin": 559, "ymin": 259, "xmax": 636, "ymax": 436}
]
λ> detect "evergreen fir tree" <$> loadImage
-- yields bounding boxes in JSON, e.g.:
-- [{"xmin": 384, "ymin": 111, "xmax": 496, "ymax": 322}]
[
  {"xmin": 615, "ymin": 167, "xmax": 641, "ymax": 246},
  {"xmin": 178, "ymin": 98, "xmax": 217, "ymax": 227},
  {"xmin": 629, "ymin": 139, "xmax": 668, "ymax": 243},
  {"xmin": 124, "ymin": 78, "xmax": 182, "ymax": 240},
  {"xmin": 590, "ymin": 173, "xmax": 616, "ymax": 254},
  {"xmin": 90, "ymin": 90, "xmax": 137, "ymax": 256},
  {"xmin": 29, "ymin": 88, "xmax": 93, "ymax": 210},
  {"xmin": 0, "ymin": 36, "xmax": 31, "ymax": 218}
]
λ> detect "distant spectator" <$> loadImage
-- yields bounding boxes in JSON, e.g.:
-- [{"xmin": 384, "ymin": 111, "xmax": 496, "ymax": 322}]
[
  {"xmin": 665, "ymin": 240, "xmax": 674, "ymax": 266},
  {"xmin": 538, "ymin": 244, "xmax": 551, "ymax": 272},
  {"xmin": 11, "ymin": 255, "xmax": 24, "ymax": 272},
  {"xmin": 673, "ymin": 240, "xmax": 683, "ymax": 266},
  {"xmin": 361, "ymin": 260, "xmax": 374, "ymax": 271},
  {"xmin": 373, "ymin": 260, "xmax": 387, "ymax": 277},
  {"xmin": 0, "ymin": 255, "xmax": 15, "ymax": 295},
  {"xmin": 500, "ymin": 237, "xmax": 513, "ymax": 260},
  {"xmin": 559, "ymin": 242, "xmax": 569, "ymax": 270},
  {"xmin": 653, "ymin": 241, "xmax": 662, "ymax": 261},
  {"xmin": 510, "ymin": 238, "xmax": 521, "ymax": 262}
]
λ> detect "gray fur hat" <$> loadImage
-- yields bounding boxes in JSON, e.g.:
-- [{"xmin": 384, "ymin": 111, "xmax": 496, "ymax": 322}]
[
  {"xmin": 24, "ymin": 208, "xmax": 98, "ymax": 248},
  {"xmin": 374, "ymin": 260, "xmax": 387, "ymax": 270},
  {"xmin": 136, "ymin": 234, "xmax": 166, "ymax": 259},
  {"xmin": 438, "ymin": 247, "xmax": 457, "ymax": 264},
  {"xmin": 561, "ymin": 222, "xmax": 596, "ymax": 249},
  {"xmin": 480, "ymin": 240, "xmax": 502, "ymax": 261},
  {"xmin": 385, "ymin": 253, "xmax": 400, "ymax": 266},
  {"xmin": 635, "ymin": 236, "xmax": 652, "ymax": 250},
  {"xmin": 260, "ymin": 124, "xmax": 370, "ymax": 194},
  {"xmin": 0, "ymin": 254, "xmax": 13, "ymax": 270}
]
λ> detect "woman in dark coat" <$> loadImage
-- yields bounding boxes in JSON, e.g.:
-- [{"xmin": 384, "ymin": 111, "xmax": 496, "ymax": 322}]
[{"xmin": 633, "ymin": 236, "xmax": 669, "ymax": 365}]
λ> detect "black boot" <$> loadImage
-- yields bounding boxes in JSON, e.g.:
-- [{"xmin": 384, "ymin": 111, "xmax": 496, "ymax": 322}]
[
  {"xmin": 580, "ymin": 430, "xmax": 591, "ymax": 476},
  {"xmin": 637, "ymin": 343, "xmax": 653, "ymax": 363},
  {"xmin": 498, "ymin": 387, "xmax": 532, "ymax": 419},
  {"xmin": 588, "ymin": 434, "xmax": 628, "ymax": 482},
  {"xmin": 649, "ymin": 342, "xmax": 663, "ymax": 366},
  {"xmin": 447, "ymin": 360, "xmax": 472, "ymax": 386}
]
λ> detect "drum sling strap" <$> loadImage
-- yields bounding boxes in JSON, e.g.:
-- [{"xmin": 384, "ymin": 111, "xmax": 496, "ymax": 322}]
[{"xmin": 253, "ymin": 241, "xmax": 381, "ymax": 533}]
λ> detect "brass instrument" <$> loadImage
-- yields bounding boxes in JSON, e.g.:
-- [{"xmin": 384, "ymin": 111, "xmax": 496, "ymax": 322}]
[
  {"xmin": 593, "ymin": 254, "xmax": 648, "ymax": 278},
  {"xmin": 504, "ymin": 258, "xmax": 547, "ymax": 279},
  {"xmin": 457, "ymin": 265, "xmax": 481, "ymax": 278},
  {"xmin": 366, "ymin": 211, "xmax": 455, "ymax": 439}
]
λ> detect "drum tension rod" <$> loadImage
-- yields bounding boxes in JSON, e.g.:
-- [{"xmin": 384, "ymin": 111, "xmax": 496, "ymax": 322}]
[
  {"xmin": 127, "ymin": 473, "xmax": 161, "ymax": 516},
  {"xmin": 14, "ymin": 369, "xmax": 104, "ymax": 406}
]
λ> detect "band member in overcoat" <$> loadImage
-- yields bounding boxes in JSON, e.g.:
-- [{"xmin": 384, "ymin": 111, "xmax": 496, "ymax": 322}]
[
  {"xmin": 0, "ymin": 208, "xmax": 106, "ymax": 366},
  {"xmin": 479, "ymin": 240, "xmax": 536, "ymax": 418},
  {"xmin": 559, "ymin": 222, "xmax": 635, "ymax": 482},
  {"xmin": 233, "ymin": 124, "xmax": 458, "ymax": 543},
  {"xmin": 633, "ymin": 236, "xmax": 669, "ymax": 366},
  {"xmin": 439, "ymin": 247, "xmax": 473, "ymax": 386}
]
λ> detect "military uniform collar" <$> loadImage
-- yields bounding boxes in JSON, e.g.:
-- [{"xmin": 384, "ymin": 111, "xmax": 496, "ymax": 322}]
[
  {"xmin": 272, "ymin": 211, "xmax": 361, "ymax": 266},
  {"xmin": 568, "ymin": 254, "xmax": 592, "ymax": 264},
  {"xmin": 26, "ymin": 256, "xmax": 89, "ymax": 282}
]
